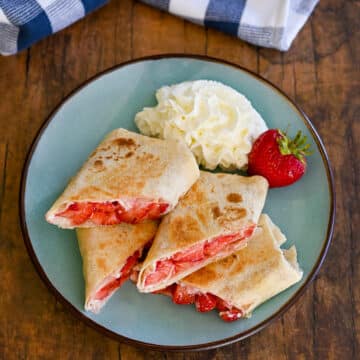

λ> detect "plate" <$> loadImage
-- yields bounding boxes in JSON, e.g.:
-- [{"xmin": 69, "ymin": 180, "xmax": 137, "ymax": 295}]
[{"xmin": 20, "ymin": 55, "xmax": 335, "ymax": 351}]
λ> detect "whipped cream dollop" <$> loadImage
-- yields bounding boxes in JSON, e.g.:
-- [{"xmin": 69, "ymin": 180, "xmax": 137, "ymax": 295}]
[{"xmin": 135, "ymin": 80, "xmax": 267, "ymax": 170}]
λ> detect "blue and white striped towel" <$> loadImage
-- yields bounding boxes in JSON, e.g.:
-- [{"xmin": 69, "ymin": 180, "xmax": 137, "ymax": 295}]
[
  {"xmin": 0, "ymin": 0, "xmax": 318, "ymax": 55},
  {"xmin": 143, "ymin": 0, "xmax": 319, "ymax": 51},
  {"xmin": 0, "ymin": 0, "xmax": 108, "ymax": 55}
]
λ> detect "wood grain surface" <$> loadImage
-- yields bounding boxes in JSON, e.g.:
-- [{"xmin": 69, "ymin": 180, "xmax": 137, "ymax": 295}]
[{"xmin": 0, "ymin": 0, "xmax": 358, "ymax": 359}]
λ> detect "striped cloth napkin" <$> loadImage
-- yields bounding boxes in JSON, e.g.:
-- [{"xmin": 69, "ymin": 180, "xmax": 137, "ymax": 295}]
[
  {"xmin": 0, "ymin": 0, "xmax": 108, "ymax": 55},
  {"xmin": 0, "ymin": 0, "xmax": 318, "ymax": 55}
]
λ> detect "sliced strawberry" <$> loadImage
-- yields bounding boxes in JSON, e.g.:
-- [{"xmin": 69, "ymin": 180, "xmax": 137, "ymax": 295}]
[
  {"xmin": 115, "ymin": 208, "xmax": 135, "ymax": 223},
  {"xmin": 94, "ymin": 275, "xmax": 128, "ymax": 301},
  {"xmin": 56, "ymin": 202, "xmax": 94, "ymax": 225},
  {"xmin": 144, "ymin": 260, "xmax": 175, "ymax": 286},
  {"xmin": 195, "ymin": 293, "xmax": 217, "ymax": 312},
  {"xmin": 219, "ymin": 309, "xmax": 243, "ymax": 322},
  {"xmin": 93, "ymin": 250, "xmax": 141, "ymax": 301},
  {"xmin": 90, "ymin": 202, "xmax": 121, "ymax": 225},
  {"xmin": 91, "ymin": 209, "xmax": 119, "ymax": 225},
  {"xmin": 121, "ymin": 251, "xmax": 140, "ymax": 277},
  {"xmin": 132, "ymin": 204, "xmax": 153, "ymax": 223},
  {"xmin": 158, "ymin": 202, "xmax": 170, "ymax": 214},
  {"xmin": 156, "ymin": 259, "xmax": 175, "ymax": 272},
  {"xmin": 216, "ymin": 298, "xmax": 232, "ymax": 312},
  {"xmin": 146, "ymin": 202, "xmax": 169, "ymax": 219},
  {"xmin": 173, "ymin": 261, "xmax": 196, "ymax": 274},
  {"xmin": 117, "ymin": 201, "xmax": 169, "ymax": 224},
  {"xmin": 144, "ymin": 272, "xmax": 167, "ymax": 286},
  {"xmin": 203, "ymin": 234, "xmax": 240, "ymax": 257},
  {"xmin": 56, "ymin": 200, "xmax": 169, "ymax": 226},
  {"xmin": 138, "ymin": 203, "xmax": 157, "ymax": 222},
  {"xmin": 172, "ymin": 285, "xmax": 196, "ymax": 305},
  {"xmin": 241, "ymin": 225, "xmax": 256, "ymax": 239},
  {"xmin": 172, "ymin": 243, "xmax": 204, "ymax": 262}
]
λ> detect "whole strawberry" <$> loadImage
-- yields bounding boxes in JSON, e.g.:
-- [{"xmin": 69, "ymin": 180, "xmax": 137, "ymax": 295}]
[{"xmin": 248, "ymin": 129, "xmax": 312, "ymax": 188}]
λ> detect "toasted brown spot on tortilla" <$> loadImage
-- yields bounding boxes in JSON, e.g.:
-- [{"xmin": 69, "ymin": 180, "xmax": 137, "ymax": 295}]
[
  {"xmin": 135, "ymin": 180, "xmax": 145, "ymax": 189},
  {"xmin": 99, "ymin": 146, "xmax": 110, "ymax": 152},
  {"xmin": 227, "ymin": 193, "xmax": 243, "ymax": 203},
  {"xmin": 181, "ymin": 182, "xmax": 207, "ymax": 204},
  {"xmin": 224, "ymin": 207, "xmax": 247, "ymax": 219},
  {"xmin": 196, "ymin": 209, "xmax": 208, "ymax": 227},
  {"xmin": 113, "ymin": 138, "xmax": 136, "ymax": 147},
  {"xmin": 99, "ymin": 242, "xmax": 106, "ymax": 250},
  {"xmin": 93, "ymin": 159, "xmax": 105, "ymax": 172},
  {"xmin": 218, "ymin": 207, "xmax": 247, "ymax": 226},
  {"xmin": 105, "ymin": 155, "xmax": 112, "ymax": 159},
  {"xmin": 141, "ymin": 153, "xmax": 155, "ymax": 160},
  {"xmin": 169, "ymin": 215, "xmax": 204, "ymax": 247},
  {"xmin": 212, "ymin": 206, "xmax": 222, "ymax": 219},
  {"xmin": 125, "ymin": 151, "xmax": 134, "ymax": 158},
  {"xmin": 218, "ymin": 254, "xmax": 238, "ymax": 269},
  {"xmin": 131, "ymin": 152, "xmax": 163, "ymax": 179},
  {"xmin": 96, "ymin": 258, "xmax": 106, "ymax": 271}
]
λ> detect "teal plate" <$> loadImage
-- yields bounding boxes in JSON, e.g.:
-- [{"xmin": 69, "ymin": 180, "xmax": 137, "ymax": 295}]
[{"xmin": 20, "ymin": 55, "xmax": 335, "ymax": 351}]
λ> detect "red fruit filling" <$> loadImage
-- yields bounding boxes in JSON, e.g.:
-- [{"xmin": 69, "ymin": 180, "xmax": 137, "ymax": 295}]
[
  {"xmin": 172, "ymin": 283, "xmax": 196, "ymax": 305},
  {"xmin": 195, "ymin": 293, "xmax": 217, "ymax": 312},
  {"xmin": 155, "ymin": 283, "xmax": 244, "ymax": 321},
  {"xmin": 55, "ymin": 200, "xmax": 169, "ymax": 226},
  {"xmin": 219, "ymin": 309, "xmax": 244, "ymax": 322},
  {"xmin": 143, "ymin": 225, "xmax": 255, "ymax": 287},
  {"xmin": 94, "ymin": 250, "xmax": 141, "ymax": 301}
]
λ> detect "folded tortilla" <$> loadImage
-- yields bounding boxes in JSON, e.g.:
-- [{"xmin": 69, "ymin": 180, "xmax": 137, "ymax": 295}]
[
  {"xmin": 170, "ymin": 214, "xmax": 303, "ymax": 320},
  {"xmin": 77, "ymin": 221, "xmax": 158, "ymax": 313},
  {"xmin": 137, "ymin": 171, "xmax": 268, "ymax": 293},
  {"xmin": 46, "ymin": 128, "xmax": 199, "ymax": 228}
]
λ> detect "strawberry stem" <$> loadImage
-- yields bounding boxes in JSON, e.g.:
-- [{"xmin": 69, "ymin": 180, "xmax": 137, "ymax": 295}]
[{"xmin": 277, "ymin": 130, "xmax": 312, "ymax": 163}]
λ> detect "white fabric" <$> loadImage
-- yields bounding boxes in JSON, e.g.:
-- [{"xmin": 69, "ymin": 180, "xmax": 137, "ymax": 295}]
[
  {"xmin": 282, "ymin": 10, "xmax": 309, "ymax": 49},
  {"xmin": 169, "ymin": 0, "xmax": 210, "ymax": 25},
  {"xmin": 241, "ymin": 0, "xmax": 289, "ymax": 28},
  {"xmin": 43, "ymin": 0, "xmax": 85, "ymax": 32},
  {"xmin": 0, "ymin": 7, "xmax": 11, "ymax": 25},
  {"xmin": 36, "ymin": 0, "xmax": 59, "ymax": 8},
  {"xmin": 240, "ymin": 0, "xmax": 317, "ymax": 50}
]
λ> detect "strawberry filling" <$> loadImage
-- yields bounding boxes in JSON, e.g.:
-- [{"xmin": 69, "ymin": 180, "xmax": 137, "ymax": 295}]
[
  {"xmin": 156, "ymin": 283, "xmax": 244, "ymax": 321},
  {"xmin": 55, "ymin": 200, "xmax": 169, "ymax": 226},
  {"xmin": 144, "ymin": 225, "xmax": 255, "ymax": 287},
  {"xmin": 94, "ymin": 250, "xmax": 141, "ymax": 301}
]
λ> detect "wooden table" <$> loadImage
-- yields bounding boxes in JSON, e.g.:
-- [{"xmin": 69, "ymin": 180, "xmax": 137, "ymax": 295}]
[{"xmin": 0, "ymin": 1, "xmax": 358, "ymax": 358}]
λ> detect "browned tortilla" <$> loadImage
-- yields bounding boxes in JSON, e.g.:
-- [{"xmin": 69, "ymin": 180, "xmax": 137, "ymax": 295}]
[
  {"xmin": 180, "ymin": 214, "xmax": 303, "ymax": 315},
  {"xmin": 137, "ymin": 171, "xmax": 268, "ymax": 292},
  {"xmin": 46, "ymin": 128, "xmax": 200, "ymax": 228},
  {"xmin": 77, "ymin": 221, "xmax": 158, "ymax": 313}
]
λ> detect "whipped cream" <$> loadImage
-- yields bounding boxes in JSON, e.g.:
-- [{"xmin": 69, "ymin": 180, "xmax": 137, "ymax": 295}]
[{"xmin": 135, "ymin": 80, "xmax": 268, "ymax": 170}]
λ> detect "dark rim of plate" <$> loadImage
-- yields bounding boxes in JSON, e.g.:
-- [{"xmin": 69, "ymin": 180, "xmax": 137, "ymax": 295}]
[{"xmin": 19, "ymin": 54, "xmax": 336, "ymax": 352}]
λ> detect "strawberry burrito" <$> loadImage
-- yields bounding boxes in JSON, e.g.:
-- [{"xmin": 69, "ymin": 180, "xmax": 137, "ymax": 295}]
[
  {"xmin": 77, "ymin": 221, "xmax": 158, "ymax": 313},
  {"xmin": 134, "ymin": 214, "xmax": 303, "ymax": 321},
  {"xmin": 46, "ymin": 128, "xmax": 199, "ymax": 228},
  {"xmin": 137, "ymin": 171, "xmax": 268, "ymax": 293}
]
